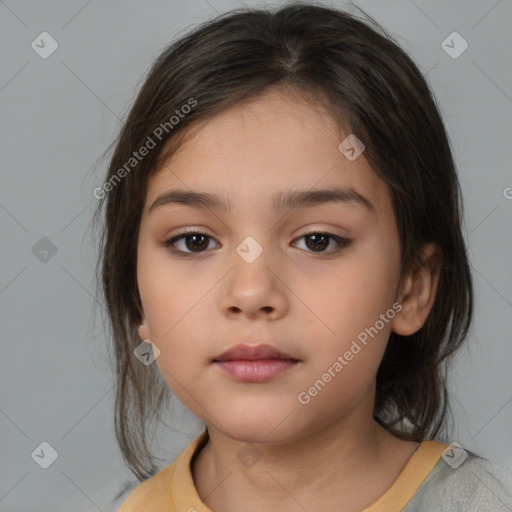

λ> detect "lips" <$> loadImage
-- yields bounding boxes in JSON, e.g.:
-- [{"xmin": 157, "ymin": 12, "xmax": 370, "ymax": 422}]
[
  {"xmin": 214, "ymin": 343, "xmax": 296, "ymax": 362},
  {"xmin": 213, "ymin": 344, "xmax": 299, "ymax": 383}
]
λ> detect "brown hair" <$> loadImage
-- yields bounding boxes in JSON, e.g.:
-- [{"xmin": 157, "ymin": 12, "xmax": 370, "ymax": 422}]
[{"xmin": 93, "ymin": 2, "xmax": 473, "ymax": 481}]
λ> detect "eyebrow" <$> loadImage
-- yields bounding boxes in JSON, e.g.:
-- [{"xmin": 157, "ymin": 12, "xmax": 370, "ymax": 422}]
[{"xmin": 148, "ymin": 187, "xmax": 375, "ymax": 215}]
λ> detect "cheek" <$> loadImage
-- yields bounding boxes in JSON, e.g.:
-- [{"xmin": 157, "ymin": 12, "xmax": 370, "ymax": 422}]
[
  {"xmin": 137, "ymin": 251, "xmax": 218, "ymax": 383},
  {"xmin": 138, "ymin": 239, "xmax": 196, "ymax": 333},
  {"xmin": 299, "ymin": 241, "xmax": 400, "ymax": 383},
  {"xmin": 308, "ymin": 251, "xmax": 399, "ymax": 338}
]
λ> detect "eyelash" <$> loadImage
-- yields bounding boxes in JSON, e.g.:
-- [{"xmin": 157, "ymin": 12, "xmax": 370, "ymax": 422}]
[{"xmin": 163, "ymin": 229, "xmax": 352, "ymax": 257}]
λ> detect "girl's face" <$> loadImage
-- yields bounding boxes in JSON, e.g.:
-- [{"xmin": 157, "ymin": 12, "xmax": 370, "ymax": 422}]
[{"xmin": 137, "ymin": 89, "xmax": 404, "ymax": 444}]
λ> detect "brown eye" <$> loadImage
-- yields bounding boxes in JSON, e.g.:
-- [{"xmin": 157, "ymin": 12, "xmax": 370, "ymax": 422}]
[
  {"xmin": 305, "ymin": 233, "xmax": 329, "ymax": 251},
  {"xmin": 164, "ymin": 230, "xmax": 351, "ymax": 256},
  {"xmin": 164, "ymin": 232, "xmax": 219, "ymax": 254},
  {"xmin": 293, "ymin": 232, "xmax": 352, "ymax": 254},
  {"xmin": 184, "ymin": 234, "xmax": 209, "ymax": 252}
]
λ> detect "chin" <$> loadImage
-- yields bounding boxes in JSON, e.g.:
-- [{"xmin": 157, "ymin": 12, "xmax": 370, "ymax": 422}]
[{"xmin": 209, "ymin": 406, "xmax": 306, "ymax": 446}]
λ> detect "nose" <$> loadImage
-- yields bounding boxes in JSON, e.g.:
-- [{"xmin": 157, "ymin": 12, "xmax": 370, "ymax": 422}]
[{"xmin": 220, "ymin": 245, "xmax": 289, "ymax": 321}]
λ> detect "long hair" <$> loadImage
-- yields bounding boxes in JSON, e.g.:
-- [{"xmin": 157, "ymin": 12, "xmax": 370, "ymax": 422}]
[{"xmin": 93, "ymin": 2, "xmax": 473, "ymax": 481}]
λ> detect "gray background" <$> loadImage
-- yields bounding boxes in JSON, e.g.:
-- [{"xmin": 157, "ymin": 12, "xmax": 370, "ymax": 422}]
[{"xmin": 1, "ymin": 0, "xmax": 511, "ymax": 510}]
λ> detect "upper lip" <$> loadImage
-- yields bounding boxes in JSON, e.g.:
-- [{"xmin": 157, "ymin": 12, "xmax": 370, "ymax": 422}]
[{"xmin": 213, "ymin": 343, "xmax": 298, "ymax": 362}]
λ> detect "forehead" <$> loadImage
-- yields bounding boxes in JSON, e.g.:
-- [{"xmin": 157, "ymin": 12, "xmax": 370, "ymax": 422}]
[{"xmin": 145, "ymin": 89, "xmax": 390, "ymax": 217}]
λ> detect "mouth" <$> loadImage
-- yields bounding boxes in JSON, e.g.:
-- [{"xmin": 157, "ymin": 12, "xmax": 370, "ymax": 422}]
[{"xmin": 213, "ymin": 344, "xmax": 300, "ymax": 383}]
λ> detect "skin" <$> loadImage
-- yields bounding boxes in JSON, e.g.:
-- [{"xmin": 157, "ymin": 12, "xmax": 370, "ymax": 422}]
[{"xmin": 137, "ymin": 87, "xmax": 441, "ymax": 511}]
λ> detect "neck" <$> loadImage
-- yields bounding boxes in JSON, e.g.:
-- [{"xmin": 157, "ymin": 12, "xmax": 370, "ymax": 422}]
[{"xmin": 192, "ymin": 409, "xmax": 418, "ymax": 512}]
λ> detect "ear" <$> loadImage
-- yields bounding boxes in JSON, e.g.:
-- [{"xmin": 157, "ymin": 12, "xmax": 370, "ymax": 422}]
[
  {"xmin": 392, "ymin": 242, "xmax": 442, "ymax": 336},
  {"xmin": 138, "ymin": 317, "xmax": 152, "ymax": 344}
]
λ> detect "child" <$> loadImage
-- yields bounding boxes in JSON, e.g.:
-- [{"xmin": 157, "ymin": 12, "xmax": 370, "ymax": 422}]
[{"xmin": 94, "ymin": 2, "xmax": 512, "ymax": 510}]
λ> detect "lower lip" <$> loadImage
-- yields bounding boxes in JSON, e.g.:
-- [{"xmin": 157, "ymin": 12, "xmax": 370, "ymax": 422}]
[{"xmin": 214, "ymin": 359, "xmax": 298, "ymax": 382}]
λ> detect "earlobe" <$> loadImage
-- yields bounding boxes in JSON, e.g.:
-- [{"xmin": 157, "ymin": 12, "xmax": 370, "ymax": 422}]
[
  {"xmin": 138, "ymin": 320, "xmax": 151, "ymax": 343},
  {"xmin": 391, "ymin": 243, "xmax": 442, "ymax": 336}
]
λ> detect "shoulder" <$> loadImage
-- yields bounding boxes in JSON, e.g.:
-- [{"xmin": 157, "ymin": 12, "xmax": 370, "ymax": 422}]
[
  {"xmin": 118, "ymin": 462, "xmax": 177, "ymax": 512},
  {"xmin": 406, "ymin": 448, "xmax": 512, "ymax": 511},
  {"xmin": 117, "ymin": 430, "xmax": 209, "ymax": 512},
  {"xmin": 441, "ymin": 454, "xmax": 512, "ymax": 508}
]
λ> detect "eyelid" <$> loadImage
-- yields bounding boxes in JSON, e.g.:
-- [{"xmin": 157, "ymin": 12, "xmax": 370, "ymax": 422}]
[
  {"xmin": 293, "ymin": 229, "xmax": 352, "ymax": 252},
  {"xmin": 163, "ymin": 228, "xmax": 219, "ymax": 250},
  {"xmin": 163, "ymin": 228, "xmax": 352, "ymax": 255}
]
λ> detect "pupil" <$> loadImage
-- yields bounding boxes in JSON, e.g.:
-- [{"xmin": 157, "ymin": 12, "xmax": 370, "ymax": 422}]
[
  {"xmin": 307, "ymin": 234, "xmax": 328, "ymax": 251},
  {"xmin": 187, "ymin": 234, "xmax": 208, "ymax": 252}
]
